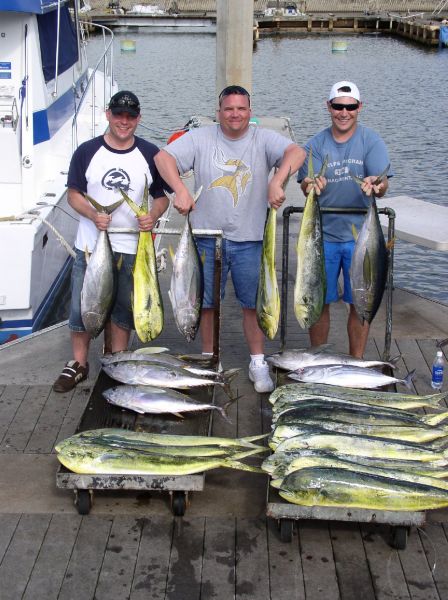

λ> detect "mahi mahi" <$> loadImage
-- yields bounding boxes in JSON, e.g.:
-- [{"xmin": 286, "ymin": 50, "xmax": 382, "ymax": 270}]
[
  {"xmin": 121, "ymin": 178, "xmax": 164, "ymax": 342},
  {"xmin": 80, "ymin": 195, "xmax": 124, "ymax": 337},
  {"xmin": 256, "ymin": 206, "xmax": 280, "ymax": 339},
  {"xmin": 294, "ymin": 150, "xmax": 328, "ymax": 329}
]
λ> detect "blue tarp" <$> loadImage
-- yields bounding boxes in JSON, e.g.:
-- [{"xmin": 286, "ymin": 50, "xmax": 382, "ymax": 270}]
[
  {"xmin": 440, "ymin": 26, "xmax": 448, "ymax": 47},
  {"xmin": 37, "ymin": 5, "xmax": 78, "ymax": 83},
  {"xmin": 0, "ymin": 0, "xmax": 68, "ymax": 14}
]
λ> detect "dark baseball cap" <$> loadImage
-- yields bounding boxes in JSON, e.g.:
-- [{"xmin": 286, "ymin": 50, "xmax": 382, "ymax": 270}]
[{"xmin": 108, "ymin": 90, "xmax": 140, "ymax": 117}]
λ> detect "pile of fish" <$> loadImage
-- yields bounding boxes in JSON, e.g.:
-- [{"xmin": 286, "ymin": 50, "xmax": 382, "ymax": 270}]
[
  {"xmin": 266, "ymin": 345, "xmax": 415, "ymax": 389},
  {"xmin": 263, "ymin": 382, "xmax": 448, "ymax": 511},
  {"xmin": 56, "ymin": 429, "xmax": 266, "ymax": 475},
  {"xmin": 101, "ymin": 348, "xmax": 239, "ymax": 417}
]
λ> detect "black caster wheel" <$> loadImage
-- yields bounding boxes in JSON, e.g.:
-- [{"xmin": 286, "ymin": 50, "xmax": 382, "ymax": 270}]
[
  {"xmin": 172, "ymin": 491, "xmax": 186, "ymax": 517},
  {"xmin": 390, "ymin": 526, "xmax": 408, "ymax": 550},
  {"xmin": 75, "ymin": 489, "xmax": 92, "ymax": 515},
  {"xmin": 279, "ymin": 519, "xmax": 294, "ymax": 543}
]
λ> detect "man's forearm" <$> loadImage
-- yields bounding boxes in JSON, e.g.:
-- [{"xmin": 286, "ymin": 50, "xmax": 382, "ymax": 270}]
[{"xmin": 154, "ymin": 150, "xmax": 186, "ymax": 194}]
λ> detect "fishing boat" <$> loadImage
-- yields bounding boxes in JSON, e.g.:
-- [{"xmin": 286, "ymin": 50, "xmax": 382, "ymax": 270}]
[{"xmin": 0, "ymin": 0, "xmax": 116, "ymax": 344}]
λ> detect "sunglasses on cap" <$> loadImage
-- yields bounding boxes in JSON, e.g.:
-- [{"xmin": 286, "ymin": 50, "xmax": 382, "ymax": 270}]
[
  {"xmin": 329, "ymin": 102, "xmax": 360, "ymax": 112},
  {"xmin": 218, "ymin": 85, "xmax": 251, "ymax": 106}
]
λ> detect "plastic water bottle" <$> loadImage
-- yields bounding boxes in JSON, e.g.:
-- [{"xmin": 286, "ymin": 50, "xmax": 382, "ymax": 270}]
[{"xmin": 431, "ymin": 350, "xmax": 444, "ymax": 389}]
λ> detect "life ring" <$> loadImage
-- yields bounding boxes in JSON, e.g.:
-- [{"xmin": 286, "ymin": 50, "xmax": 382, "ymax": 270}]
[{"xmin": 167, "ymin": 129, "xmax": 187, "ymax": 144}]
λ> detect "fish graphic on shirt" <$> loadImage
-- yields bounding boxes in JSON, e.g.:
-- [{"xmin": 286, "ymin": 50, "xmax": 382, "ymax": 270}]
[{"xmin": 208, "ymin": 147, "xmax": 252, "ymax": 207}]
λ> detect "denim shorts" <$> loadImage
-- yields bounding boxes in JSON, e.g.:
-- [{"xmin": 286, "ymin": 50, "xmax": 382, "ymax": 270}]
[
  {"xmin": 194, "ymin": 237, "xmax": 262, "ymax": 309},
  {"xmin": 69, "ymin": 248, "xmax": 135, "ymax": 332},
  {"xmin": 324, "ymin": 240, "xmax": 355, "ymax": 304}
]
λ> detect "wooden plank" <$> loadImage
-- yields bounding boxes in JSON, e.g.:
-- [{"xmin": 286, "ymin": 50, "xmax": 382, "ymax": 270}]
[
  {"xmin": 0, "ymin": 385, "xmax": 29, "ymax": 447},
  {"xmin": 0, "ymin": 385, "xmax": 50, "ymax": 453},
  {"xmin": 0, "ymin": 514, "xmax": 20, "ymax": 563},
  {"xmin": 419, "ymin": 523, "xmax": 448, "ymax": 600},
  {"xmin": 396, "ymin": 338, "xmax": 433, "ymax": 397},
  {"xmin": 130, "ymin": 516, "xmax": 173, "ymax": 600},
  {"xmin": 165, "ymin": 517, "xmax": 205, "ymax": 600},
  {"xmin": 398, "ymin": 525, "xmax": 441, "ymax": 600},
  {"xmin": 330, "ymin": 522, "xmax": 376, "ymax": 600},
  {"xmin": 417, "ymin": 339, "xmax": 448, "ymax": 408},
  {"xmin": 95, "ymin": 516, "xmax": 142, "ymax": 600},
  {"xmin": 0, "ymin": 514, "xmax": 51, "ymax": 600},
  {"xmin": 298, "ymin": 521, "xmax": 339, "ymax": 600},
  {"xmin": 235, "ymin": 518, "xmax": 270, "ymax": 600},
  {"xmin": 22, "ymin": 514, "xmax": 82, "ymax": 600},
  {"xmin": 201, "ymin": 517, "xmax": 235, "ymax": 599},
  {"xmin": 266, "ymin": 518, "xmax": 305, "ymax": 600},
  {"xmin": 25, "ymin": 388, "xmax": 75, "ymax": 454},
  {"xmin": 58, "ymin": 515, "xmax": 113, "ymax": 600},
  {"xmin": 360, "ymin": 523, "xmax": 411, "ymax": 600},
  {"xmin": 54, "ymin": 385, "xmax": 95, "ymax": 450}
]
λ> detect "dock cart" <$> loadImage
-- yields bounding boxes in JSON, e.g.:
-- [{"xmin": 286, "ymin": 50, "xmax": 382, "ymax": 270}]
[
  {"xmin": 265, "ymin": 205, "xmax": 427, "ymax": 550},
  {"xmin": 56, "ymin": 228, "xmax": 225, "ymax": 517}
]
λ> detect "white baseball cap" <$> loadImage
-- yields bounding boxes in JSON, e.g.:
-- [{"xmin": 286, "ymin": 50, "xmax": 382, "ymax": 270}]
[{"xmin": 328, "ymin": 81, "xmax": 361, "ymax": 102}]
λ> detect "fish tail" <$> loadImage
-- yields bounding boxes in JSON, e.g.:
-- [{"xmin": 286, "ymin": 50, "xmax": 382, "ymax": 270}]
[
  {"xmin": 219, "ymin": 402, "xmax": 233, "ymax": 423},
  {"xmin": 240, "ymin": 433, "xmax": 269, "ymax": 444},
  {"xmin": 402, "ymin": 369, "xmax": 416, "ymax": 389},
  {"xmin": 424, "ymin": 411, "xmax": 448, "ymax": 427},
  {"xmin": 222, "ymin": 459, "xmax": 265, "ymax": 473},
  {"xmin": 270, "ymin": 478, "xmax": 283, "ymax": 489},
  {"xmin": 218, "ymin": 368, "xmax": 240, "ymax": 385},
  {"xmin": 386, "ymin": 353, "xmax": 402, "ymax": 369}
]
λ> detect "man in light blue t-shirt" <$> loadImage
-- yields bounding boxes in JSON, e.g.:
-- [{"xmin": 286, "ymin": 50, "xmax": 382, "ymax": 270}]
[{"xmin": 297, "ymin": 81, "xmax": 392, "ymax": 358}]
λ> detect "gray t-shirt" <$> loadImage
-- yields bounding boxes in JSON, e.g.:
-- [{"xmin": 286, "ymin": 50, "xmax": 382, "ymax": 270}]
[{"xmin": 163, "ymin": 124, "xmax": 292, "ymax": 241}]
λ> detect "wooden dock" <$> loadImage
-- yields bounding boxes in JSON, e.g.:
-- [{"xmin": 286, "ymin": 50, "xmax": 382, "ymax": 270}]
[{"xmin": 1, "ymin": 118, "xmax": 448, "ymax": 598}]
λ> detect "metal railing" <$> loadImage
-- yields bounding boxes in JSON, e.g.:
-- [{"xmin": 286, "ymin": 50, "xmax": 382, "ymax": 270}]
[{"xmin": 72, "ymin": 21, "xmax": 115, "ymax": 153}]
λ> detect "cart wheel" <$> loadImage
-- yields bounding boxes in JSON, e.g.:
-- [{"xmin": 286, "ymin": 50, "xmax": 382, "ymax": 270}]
[
  {"xmin": 75, "ymin": 489, "xmax": 92, "ymax": 515},
  {"xmin": 279, "ymin": 519, "xmax": 294, "ymax": 543},
  {"xmin": 390, "ymin": 526, "xmax": 408, "ymax": 550},
  {"xmin": 172, "ymin": 491, "xmax": 186, "ymax": 517}
]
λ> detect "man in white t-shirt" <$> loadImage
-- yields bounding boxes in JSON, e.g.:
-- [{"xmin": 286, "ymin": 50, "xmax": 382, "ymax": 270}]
[
  {"xmin": 53, "ymin": 91, "xmax": 169, "ymax": 392},
  {"xmin": 155, "ymin": 85, "xmax": 305, "ymax": 393}
]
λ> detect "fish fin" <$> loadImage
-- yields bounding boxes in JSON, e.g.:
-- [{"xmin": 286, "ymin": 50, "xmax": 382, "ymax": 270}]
[
  {"xmin": 402, "ymin": 369, "xmax": 416, "ymax": 389},
  {"xmin": 362, "ymin": 249, "xmax": 373, "ymax": 290},
  {"xmin": 164, "ymin": 189, "xmax": 175, "ymax": 203},
  {"xmin": 168, "ymin": 245, "xmax": 175, "ymax": 262},
  {"xmin": 219, "ymin": 402, "xmax": 233, "ymax": 423},
  {"xmin": 84, "ymin": 245, "xmax": 90, "ymax": 264},
  {"xmin": 193, "ymin": 186, "xmax": 203, "ymax": 202},
  {"xmin": 142, "ymin": 175, "xmax": 150, "ymax": 213},
  {"xmin": 374, "ymin": 164, "xmax": 390, "ymax": 186},
  {"xmin": 351, "ymin": 224, "xmax": 358, "ymax": 241},
  {"xmin": 240, "ymin": 433, "xmax": 270, "ymax": 444},
  {"xmin": 173, "ymin": 413, "xmax": 185, "ymax": 419},
  {"xmin": 270, "ymin": 478, "xmax": 283, "ymax": 489},
  {"xmin": 200, "ymin": 250, "xmax": 206, "ymax": 265},
  {"xmin": 424, "ymin": 411, "xmax": 448, "ymax": 427},
  {"xmin": 116, "ymin": 254, "xmax": 123, "ymax": 270},
  {"xmin": 387, "ymin": 354, "xmax": 402, "ymax": 369},
  {"xmin": 134, "ymin": 347, "xmax": 169, "ymax": 354},
  {"xmin": 317, "ymin": 155, "xmax": 329, "ymax": 178},
  {"xmin": 307, "ymin": 146, "xmax": 314, "ymax": 179}
]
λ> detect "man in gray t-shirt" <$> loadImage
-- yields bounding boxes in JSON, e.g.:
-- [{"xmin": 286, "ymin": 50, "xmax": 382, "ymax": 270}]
[{"xmin": 155, "ymin": 85, "xmax": 305, "ymax": 393}]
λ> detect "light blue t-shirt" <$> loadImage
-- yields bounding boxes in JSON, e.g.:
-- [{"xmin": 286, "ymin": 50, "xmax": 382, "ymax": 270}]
[{"xmin": 297, "ymin": 125, "xmax": 393, "ymax": 242}]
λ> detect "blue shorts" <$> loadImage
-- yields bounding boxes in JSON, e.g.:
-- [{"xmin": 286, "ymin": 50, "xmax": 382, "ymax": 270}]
[
  {"xmin": 69, "ymin": 248, "xmax": 135, "ymax": 332},
  {"xmin": 324, "ymin": 240, "xmax": 355, "ymax": 304},
  {"xmin": 194, "ymin": 237, "xmax": 262, "ymax": 309}
]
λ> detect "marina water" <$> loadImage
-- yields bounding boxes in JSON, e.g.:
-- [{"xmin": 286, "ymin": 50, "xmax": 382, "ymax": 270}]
[{"xmin": 85, "ymin": 29, "xmax": 448, "ymax": 304}]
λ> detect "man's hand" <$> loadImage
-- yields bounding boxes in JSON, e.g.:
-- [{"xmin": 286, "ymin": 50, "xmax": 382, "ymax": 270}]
[
  {"xmin": 361, "ymin": 175, "xmax": 388, "ymax": 197},
  {"xmin": 137, "ymin": 212, "xmax": 158, "ymax": 232},
  {"xmin": 93, "ymin": 212, "xmax": 111, "ymax": 231},
  {"xmin": 302, "ymin": 175, "xmax": 327, "ymax": 196},
  {"xmin": 268, "ymin": 179, "xmax": 286, "ymax": 209},
  {"xmin": 173, "ymin": 187, "xmax": 195, "ymax": 215}
]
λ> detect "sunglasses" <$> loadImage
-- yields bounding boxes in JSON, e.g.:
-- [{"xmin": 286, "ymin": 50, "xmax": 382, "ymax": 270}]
[{"xmin": 330, "ymin": 102, "xmax": 360, "ymax": 112}]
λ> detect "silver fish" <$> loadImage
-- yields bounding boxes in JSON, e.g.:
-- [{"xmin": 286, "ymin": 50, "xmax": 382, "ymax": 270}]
[
  {"xmin": 288, "ymin": 364, "xmax": 415, "ymax": 389},
  {"xmin": 166, "ymin": 188, "xmax": 203, "ymax": 342},
  {"xmin": 100, "ymin": 351, "xmax": 221, "ymax": 377},
  {"xmin": 349, "ymin": 165, "xmax": 390, "ymax": 324},
  {"xmin": 103, "ymin": 384, "xmax": 230, "ymax": 420},
  {"xmin": 102, "ymin": 360, "xmax": 228, "ymax": 389},
  {"xmin": 80, "ymin": 196, "xmax": 123, "ymax": 338},
  {"xmin": 266, "ymin": 344, "xmax": 396, "ymax": 371}
]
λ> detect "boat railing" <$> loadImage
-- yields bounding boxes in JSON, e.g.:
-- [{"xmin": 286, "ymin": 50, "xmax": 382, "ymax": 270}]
[
  {"xmin": 0, "ymin": 95, "xmax": 19, "ymax": 132},
  {"xmin": 72, "ymin": 21, "xmax": 115, "ymax": 153}
]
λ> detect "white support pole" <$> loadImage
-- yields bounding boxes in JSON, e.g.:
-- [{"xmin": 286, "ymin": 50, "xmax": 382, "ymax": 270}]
[{"xmin": 216, "ymin": 0, "xmax": 254, "ymax": 105}]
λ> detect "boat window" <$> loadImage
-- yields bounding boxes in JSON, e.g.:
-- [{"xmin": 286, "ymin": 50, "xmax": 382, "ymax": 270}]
[{"xmin": 37, "ymin": 5, "xmax": 79, "ymax": 84}]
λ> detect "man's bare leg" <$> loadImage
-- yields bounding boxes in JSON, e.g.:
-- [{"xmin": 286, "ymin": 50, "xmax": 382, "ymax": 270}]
[
  {"xmin": 200, "ymin": 308, "xmax": 215, "ymax": 353},
  {"xmin": 242, "ymin": 308, "xmax": 265, "ymax": 354},
  {"xmin": 71, "ymin": 331, "xmax": 91, "ymax": 367},
  {"xmin": 110, "ymin": 321, "xmax": 131, "ymax": 353},
  {"xmin": 348, "ymin": 304, "xmax": 369, "ymax": 358},
  {"xmin": 309, "ymin": 304, "xmax": 330, "ymax": 347},
  {"xmin": 103, "ymin": 321, "xmax": 112, "ymax": 354}
]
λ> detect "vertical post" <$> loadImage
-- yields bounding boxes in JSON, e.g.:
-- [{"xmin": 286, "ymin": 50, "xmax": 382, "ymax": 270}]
[
  {"xmin": 383, "ymin": 208, "xmax": 395, "ymax": 362},
  {"xmin": 216, "ymin": 0, "xmax": 254, "ymax": 102},
  {"xmin": 212, "ymin": 235, "xmax": 222, "ymax": 363}
]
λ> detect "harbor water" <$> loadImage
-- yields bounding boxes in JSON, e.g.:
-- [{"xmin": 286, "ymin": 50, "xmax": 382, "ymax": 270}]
[{"xmin": 85, "ymin": 30, "xmax": 448, "ymax": 304}]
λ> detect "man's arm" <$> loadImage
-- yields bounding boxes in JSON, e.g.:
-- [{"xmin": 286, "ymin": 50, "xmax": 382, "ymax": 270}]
[
  {"xmin": 268, "ymin": 144, "xmax": 306, "ymax": 208},
  {"xmin": 154, "ymin": 149, "xmax": 195, "ymax": 215}
]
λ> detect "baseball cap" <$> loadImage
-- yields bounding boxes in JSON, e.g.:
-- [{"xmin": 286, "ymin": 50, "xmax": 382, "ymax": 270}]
[
  {"xmin": 328, "ymin": 81, "xmax": 361, "ymax": 102},
  {"xmin": 108, "ymin": 90, "xmax": 140, "ymax": 117}
]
